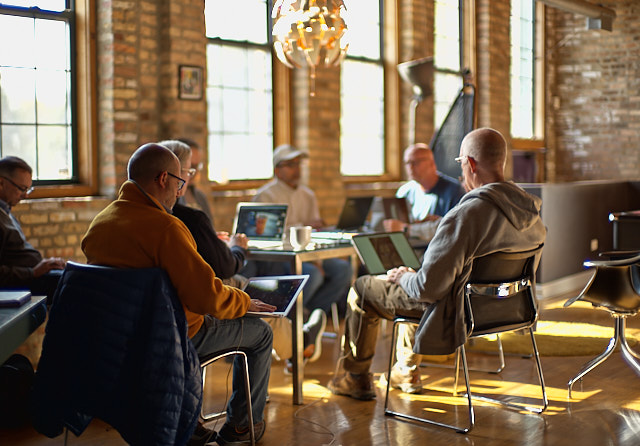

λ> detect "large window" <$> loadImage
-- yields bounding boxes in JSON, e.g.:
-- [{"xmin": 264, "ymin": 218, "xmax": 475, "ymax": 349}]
[
  {"xmin": 433, "ymin": 0, "xmax": 463, "ymax": 128},
  {"xmin": 0, "ymin": 1, "xmax": 75, "ymax": 183},
  {"xmin": 205, "ymin": 0, "xmax": 273, "ymax": 183},
  {"xmin": 340, "ymin": 2, "xmax": 384, "ymax": 176},
  {"xmin": 510, "ymin": 0, "xmax": 535, "ymax": 139}
]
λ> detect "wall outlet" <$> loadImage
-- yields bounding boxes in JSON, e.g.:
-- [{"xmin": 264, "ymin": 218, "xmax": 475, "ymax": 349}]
[{"xmin": 590, "ymin": 238, "xmax": 599, "ymax": 252}]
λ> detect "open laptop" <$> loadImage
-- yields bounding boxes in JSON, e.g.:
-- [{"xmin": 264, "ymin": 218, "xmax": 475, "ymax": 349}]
[
  {"xmin": 243, "ymin": 275, "xmax": 309, "ymax": 318},
  {"xmin": 351, "ymin": 231, "xmax": 422, "ymax": 275},
  {"xmin": 232, "ymin": 202, "xmax": 288, "ymax": 249},
  {"xmin": 313, "ymin": 196, "xmax": 374, "ymax": 243}
]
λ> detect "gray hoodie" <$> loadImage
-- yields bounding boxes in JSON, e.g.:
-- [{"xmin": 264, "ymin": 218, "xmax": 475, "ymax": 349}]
[{"xmin": 399, "ymin": 181, "xmax": 546, "ymax": 355}]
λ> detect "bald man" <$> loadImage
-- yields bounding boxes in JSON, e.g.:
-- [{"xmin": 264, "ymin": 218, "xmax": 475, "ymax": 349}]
[
  {"xmin": 383, "ymin": 143, "xmax": 465, "ymax": 242},
  {"xmin": 82, "ymin": 143, "xmax": 274, "ymax": 444},
  {"xmin": 329, "ymin": 128, "xmax": 546, "ymax": 401}
]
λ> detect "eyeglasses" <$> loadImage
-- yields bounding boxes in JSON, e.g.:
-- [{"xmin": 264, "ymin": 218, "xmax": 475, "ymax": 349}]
[
  {"xmin": 166, "ymin": 172, "xmax": 186, "ymax": 191},
  {"xmin": 277, "ymin": 160, "xmax": 301, "ymax": 168},
  {"xmin": 182, "ymin": 168, "xmax": 197, "ymax": 178},
  {"xmin": 454, "ymin": 156, "xmax": 469, "ymax": 164},
  {"xmin": 1, "ymin": 176, "xmax": 34, "ymax": 195}
]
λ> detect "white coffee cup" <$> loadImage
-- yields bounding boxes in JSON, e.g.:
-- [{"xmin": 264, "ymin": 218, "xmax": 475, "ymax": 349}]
[{"xmin": 290, "ymin": 226, "xmax": 312, "ymax": 250}]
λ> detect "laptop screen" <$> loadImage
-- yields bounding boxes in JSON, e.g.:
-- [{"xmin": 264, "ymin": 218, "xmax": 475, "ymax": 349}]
[
  {"xmin": 243, "ymin": 275, "xmax": 309, "ymax": 317},
  {"xmin": 351, "ymin": 231, "xmax": 422, "ymax": 275},
  {"xmin": 232, "ymin": 203, "xmax": 287, "ymax": 241},
  {"xmin": 336, "ymin": 196, "xmax": 374, "ymax": 231}
]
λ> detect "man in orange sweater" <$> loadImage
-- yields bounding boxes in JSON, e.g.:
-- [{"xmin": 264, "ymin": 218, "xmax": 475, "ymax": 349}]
[{"xmin": 82, "ymin": 143, "xmax": 274, "ymax": 445}]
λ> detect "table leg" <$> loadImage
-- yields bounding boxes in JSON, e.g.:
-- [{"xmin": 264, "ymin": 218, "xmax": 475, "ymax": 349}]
[{"xmin": 291, "ymin": 256, "xmax": 304, "ymax": 405}]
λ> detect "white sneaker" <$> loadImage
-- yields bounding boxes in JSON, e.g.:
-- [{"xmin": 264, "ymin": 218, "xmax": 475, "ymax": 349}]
[
  {"xmin": 387, "ymin": 364, "xmax": 422, "ymax": 394},
  {"xmin": 303, "ymin": 309, "xmax": 327, "ymax": 363}
]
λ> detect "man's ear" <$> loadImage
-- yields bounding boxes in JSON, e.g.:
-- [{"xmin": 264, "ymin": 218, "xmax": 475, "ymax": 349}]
[
  {"xmin": 155, "ymin": 171, "xmax": 168, "ymax": 189},
  {"xmin": 468, "ymin": 156, "xmax": 477, "ymax": 173}
]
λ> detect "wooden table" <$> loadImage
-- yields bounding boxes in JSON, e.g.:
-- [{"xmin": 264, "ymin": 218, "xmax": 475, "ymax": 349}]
[
  {"xmin": 0, "ymin": 295, "xmax": 47, "ymax": 365},
  {"xmin": 246, "ymin": 243, "xmax": 357, "ymax": 405}
]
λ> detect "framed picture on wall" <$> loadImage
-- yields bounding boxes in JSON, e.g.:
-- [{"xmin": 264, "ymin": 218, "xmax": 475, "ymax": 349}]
[{"xmin": 178, "ymin": 65, "xmax": 203, "ymax": 100}]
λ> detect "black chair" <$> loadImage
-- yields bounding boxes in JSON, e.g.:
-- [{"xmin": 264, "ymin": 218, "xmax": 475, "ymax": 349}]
[
  {"xmin": 564, "ymin": 251, "xmax": 640, "ymax": 398},
  {"xmin": 31, "ymin": 262, "xmax": 202, "ymax": 446},
  {"xmin": 384, "ymin": 245, "xmax": 547, "ymax": 433}
]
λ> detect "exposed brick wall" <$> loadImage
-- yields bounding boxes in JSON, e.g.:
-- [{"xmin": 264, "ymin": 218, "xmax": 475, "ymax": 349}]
[
  {"xmin": 546, "ymin": 0, "xmax": 640, "ymax": 182},
  {"xmin": 13, "ymin": 197, "xmax": 111, "ymax": 262}
]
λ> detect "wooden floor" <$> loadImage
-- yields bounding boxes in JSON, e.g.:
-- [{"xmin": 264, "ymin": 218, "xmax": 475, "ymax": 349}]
[{"xmin": 3, "ymin": 293, "xmax": 640, "ymax": 446}]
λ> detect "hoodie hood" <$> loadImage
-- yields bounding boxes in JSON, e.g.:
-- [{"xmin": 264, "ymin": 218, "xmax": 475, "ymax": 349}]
[{"xmin": 461, "ymin": 181, "xmax": 542, "ymax": 231}]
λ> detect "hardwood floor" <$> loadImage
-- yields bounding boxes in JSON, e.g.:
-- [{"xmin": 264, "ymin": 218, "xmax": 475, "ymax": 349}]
[{"xmin": 3, "ymin": 294, "xmax": 640, "ymax": 445}]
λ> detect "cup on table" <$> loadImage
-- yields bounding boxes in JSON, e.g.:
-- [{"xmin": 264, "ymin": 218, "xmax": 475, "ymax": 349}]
[{"xmin": 290, "ymin": 226, "xmax": 312, "ymax": 250}]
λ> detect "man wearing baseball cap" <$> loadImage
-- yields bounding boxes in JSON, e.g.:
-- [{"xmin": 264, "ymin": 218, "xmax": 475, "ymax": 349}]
[{"xmin": 241, "ymin": 144, "xmax": 353, "ymax": 369}]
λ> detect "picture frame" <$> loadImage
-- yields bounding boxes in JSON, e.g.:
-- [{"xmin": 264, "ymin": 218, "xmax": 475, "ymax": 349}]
[{"xmin": 178, "ymin": 65, "xmax": 203, "ymax": 100}]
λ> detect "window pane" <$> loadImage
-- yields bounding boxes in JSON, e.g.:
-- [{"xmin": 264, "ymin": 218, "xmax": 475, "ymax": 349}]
[
  {"xmin": 340, "ymin": 59, "xmax": 384, "ymax": 176},
  {"xmin": 510, "ymin": 0, "xmax": 535, "ymax": 138},
  {"xmin": 36, "ymin": 69, "xmax": 69, "ymax": 124},
  {"xmin": 35, "ymin": 17, "xmax": 70, "ymax": 70},
  {"xmin": 434, "ymin": 0, "xmax": 462, "ymax": 127},
  {"xmin": 206, "ymin": 39, "xmax": 273, "ymax": 181},
  {"xmin": 205, "ymin": 0, "xmax": 268, "ymax": 44},
  {"xmin": 37, "ymin": 125, "xmax": 71, "ymax": 179},
  {"xmin": 342, "ymin": 2, "xmax": 380, "ymax": 59},
  {"xmin": 0, "ymin": 15, "xmax": 36, "ymax": 68},
  {"xmin": 1, "ymin": 124, "xmax": 36, "ymax": 163},
  {"xmin": 1, "ymin": 67, "xmax": 36, "ymax": 123}
]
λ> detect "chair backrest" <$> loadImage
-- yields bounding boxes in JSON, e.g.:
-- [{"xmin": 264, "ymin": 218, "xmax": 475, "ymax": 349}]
[
  {"xmin": 32, "ymin": 262, "xmax": 201, "ymax": 446},
  {"xmin": 465, "ymin": 244, "xmax": 543, "ymax": 337},
  {"xmin": 431, "ymin": 82, "xmax": 475, "ymax": 181}
]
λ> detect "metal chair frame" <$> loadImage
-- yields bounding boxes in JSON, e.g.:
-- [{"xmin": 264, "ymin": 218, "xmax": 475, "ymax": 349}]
[
  {"xmin": 384, "ymin": 247, "xmax": 548, "ymax": 434},
  {"xmin": 565, "ymin": 252, "xmax": 640, "ymax": 399},
  {"xmin": 200, "ymin": 350, "xmax": 255, "ymax": 446}
]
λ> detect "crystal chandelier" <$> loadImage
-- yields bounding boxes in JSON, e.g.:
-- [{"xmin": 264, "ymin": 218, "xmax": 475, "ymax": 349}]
[{"xmin": 272, "ymin": 0, "xmax": 349, "ymax": 95}]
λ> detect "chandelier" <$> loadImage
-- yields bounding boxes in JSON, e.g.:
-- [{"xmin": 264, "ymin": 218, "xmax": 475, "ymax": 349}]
[{"xmin": 272, "ymin": 0, "xmax": 349, "ymax": 95}]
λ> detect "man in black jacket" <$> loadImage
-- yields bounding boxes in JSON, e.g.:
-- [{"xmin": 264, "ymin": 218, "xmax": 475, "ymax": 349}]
[{"xmin": 0, "ymin": 156, "xmax": 66, "ymax": 302}]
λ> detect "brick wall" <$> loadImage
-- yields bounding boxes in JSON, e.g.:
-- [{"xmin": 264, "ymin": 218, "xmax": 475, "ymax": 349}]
[{"xmin": 546, "ymin": 0, "xmax": 640, "ymax": 182}]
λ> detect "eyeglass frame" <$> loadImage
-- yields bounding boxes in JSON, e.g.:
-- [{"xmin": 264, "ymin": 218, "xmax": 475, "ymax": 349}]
[
  {"xmin": 182, "ymin": 168, "xmax": 197, "ymax": 178},
  {"xmin": 454, "ymin": 155, "xmax": 469, "ymax": 164},
  {"xmin": 1, "ymin": 175, "xmax": 34, "ymax": 195},
  {"xmin": 163, "ymin": 172, "xmax": 186, "ymax": 191}
]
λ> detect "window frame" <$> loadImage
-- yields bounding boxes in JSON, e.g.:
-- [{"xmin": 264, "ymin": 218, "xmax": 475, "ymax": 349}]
[{"xmin": 0, "ymin": 0, "xmax": 97, "ymax": 198}]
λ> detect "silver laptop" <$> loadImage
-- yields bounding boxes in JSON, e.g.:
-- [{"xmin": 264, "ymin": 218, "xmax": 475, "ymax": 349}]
[
  {"xmin": 232, "ymin": 202, "xmax": 288, "ymax": 249},
  {"xmin": 351, "ymin": 231, "xmax": 422, "ymax": 275},
  {"xmin": 243, "ymin": 275, "xmax": 309, "ymax": 318}
]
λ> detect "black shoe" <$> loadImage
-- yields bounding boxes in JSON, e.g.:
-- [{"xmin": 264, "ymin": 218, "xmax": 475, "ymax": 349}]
[
  {"xmin": 216, "ymin": 420, "xmax": 266, "ymax": 445},
  {"xmin": 188, "ymin": 422, "xmax": 217, "ymax": 446},
  {"xmin": 303, "ymin": 309, "xmax": 327, "ymax": 362}
]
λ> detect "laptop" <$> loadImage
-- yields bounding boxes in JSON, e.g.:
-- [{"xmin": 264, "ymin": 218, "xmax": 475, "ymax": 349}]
[
  {"xmin": 382, "ymin": 197, "xmax": 410, "ymax": 223},
  {"xmin": 243, "ymin": 275, "xmax": 309, "ymax": 318},
  {"xmin": 232, "ymin": 202, "xmax": 288, "ymax": 249},
  {"xmin": 313, "ymin": 196, "xmax": 375, "ymax": 243},
  {"xmin": 351, "ymin": 231, "xmax": 422, "ymax": 275}
]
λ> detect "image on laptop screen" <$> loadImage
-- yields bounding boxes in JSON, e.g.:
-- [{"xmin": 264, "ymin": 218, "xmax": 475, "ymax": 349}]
[
  {"xmin": 243, "ymin": 275, "xmax": 309, "ymax": 318},
  {"xmin": 232, "ymin": 203, "xmax": 287, "ymax": 241},
  {"xmin": 351, "ymin": 231, "xmax": 422, "ymax": 275}
]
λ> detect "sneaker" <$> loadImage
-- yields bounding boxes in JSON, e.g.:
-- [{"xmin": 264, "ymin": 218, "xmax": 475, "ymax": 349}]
[
  {"xmin": 216, "ymin": 420, "xmax": 266, "ymax": 445},
  {"xmin": 187, "ymin": 422, "xmax": 217, "ymax": 446},
  {"xmin": 387, "ymin": 364, "xmax": 422, "ymax": 394},
  {"xmin": 284, "ymin": 357, "xmax": 308, "ymax": 375},
  {"xmin": 303, "ymin": 309, "xmax": 327, "ymax": 362},
  {"xmin": 328, "ymin": 372, "xmax": 376, "ymax": 401}
]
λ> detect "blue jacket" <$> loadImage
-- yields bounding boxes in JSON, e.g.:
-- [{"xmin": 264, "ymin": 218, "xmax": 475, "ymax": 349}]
[{"xmin": 31, "ymin": 262, "xmax": 202, "ymax": 446}]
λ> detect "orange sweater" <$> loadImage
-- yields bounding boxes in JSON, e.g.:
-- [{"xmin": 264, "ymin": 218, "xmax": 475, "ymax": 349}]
[{"xmin": 81, "ymin": 180, "xmax": 250, "ymax": 338}]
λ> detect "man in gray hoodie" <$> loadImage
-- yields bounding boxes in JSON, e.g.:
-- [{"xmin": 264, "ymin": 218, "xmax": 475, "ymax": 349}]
[{"xmin": 328, "ymin": 128, "xmax": 546, "ymax": 400}]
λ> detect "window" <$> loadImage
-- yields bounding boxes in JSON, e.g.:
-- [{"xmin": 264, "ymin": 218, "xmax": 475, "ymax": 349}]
[
  {"xmin": 510, "ymin": 0, "xmax": 535, "ymax": 139},
  {"xmin": 0, "ymin": 1, "xmax": 75, "ymax": 183},
  {"xmin": 205, "ymin": 0, "xmax": 273, "ymax": 183},
  {"xmin": 433, "ymin": 0, "xmax": 463, "ymax": 128},
  {"xmin": 340, "ymin": 2, "xmax": 384, "ymax": 176}
]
